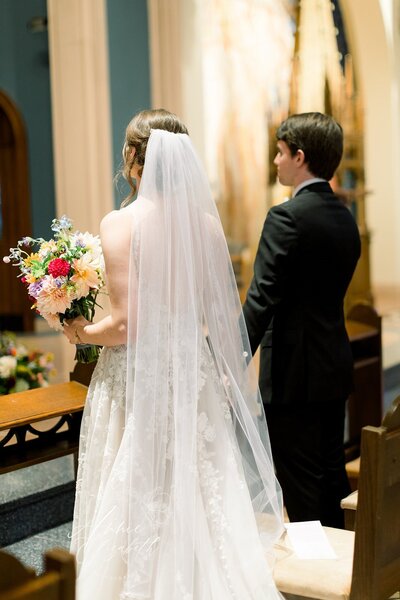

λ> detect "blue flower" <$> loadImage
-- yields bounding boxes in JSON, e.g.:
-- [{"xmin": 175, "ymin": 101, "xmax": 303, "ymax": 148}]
[{"xmin": 51, "ymin": 215, "xmax": 73, "ymax": 233}]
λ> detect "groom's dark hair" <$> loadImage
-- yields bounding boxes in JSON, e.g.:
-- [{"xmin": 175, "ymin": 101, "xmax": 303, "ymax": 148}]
[{"xmin": 276, "ymin": 112, "xmax": 343, "ymax": 181}]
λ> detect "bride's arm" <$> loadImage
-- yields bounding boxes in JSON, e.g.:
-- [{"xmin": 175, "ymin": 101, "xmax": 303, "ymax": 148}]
[{"xmin": 64, "ymin": 210, "xmax": 134, "ymax": 347}]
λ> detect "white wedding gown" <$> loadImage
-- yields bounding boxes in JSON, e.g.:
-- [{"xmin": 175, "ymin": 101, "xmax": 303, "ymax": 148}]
[
  {"xmin": 71, "ymin": 341, "xmax": 283, "ymax": 599},
  {"xmin": 71, "ymin": 130, "xmax": 283, "ymax": 599}
]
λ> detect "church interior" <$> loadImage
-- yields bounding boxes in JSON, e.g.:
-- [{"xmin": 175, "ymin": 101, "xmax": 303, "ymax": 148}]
[{"xmin": 1, "ymin": 0, "xmax": 400, "ymax": 597}]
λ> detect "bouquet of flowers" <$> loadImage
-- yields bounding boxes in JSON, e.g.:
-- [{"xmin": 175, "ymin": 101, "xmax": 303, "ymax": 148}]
[
  {"xmin": 3, "ymin": 215, "xmax": 105, "ymax": 363},
  {"xmin": 0, "ymin": 331, "xmax": 55, "ymax": 395}
]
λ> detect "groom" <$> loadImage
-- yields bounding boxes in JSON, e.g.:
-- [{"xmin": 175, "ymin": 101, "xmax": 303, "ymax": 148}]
[{"xmin": 243, "ymin": 112, "xmax": 361, "ymax": 528}]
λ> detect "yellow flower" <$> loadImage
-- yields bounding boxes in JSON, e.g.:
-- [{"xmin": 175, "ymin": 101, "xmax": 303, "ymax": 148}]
[
  {"xmin": 24, "ymin": 252, "xmax": 40, "ymax": 266},
  {"xmin": 25, "ymin": 273, "xmax": 37, "ymax": 284}
]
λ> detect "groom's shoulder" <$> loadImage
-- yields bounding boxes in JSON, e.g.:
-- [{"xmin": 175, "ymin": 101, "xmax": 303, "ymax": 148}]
[
  {"xmin": 267, "ymin": 199, "xmax": 298, "ymax": 221},
  {"xmin": 271, "ymin": 190, "xmax": 327, "ymax": 218}
]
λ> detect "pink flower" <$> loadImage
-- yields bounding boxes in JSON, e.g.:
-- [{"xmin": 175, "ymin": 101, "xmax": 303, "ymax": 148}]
[
  {"xmin": 42, "ymin": 312, "xmax": 63, "ymax": 331},
  {"xmin": 36, "ymin": 276, "xmax": 73, "ymax": 315},
  {"xmin": 48, "ymin": 258, "xmax": 70, "ymax": 278}
]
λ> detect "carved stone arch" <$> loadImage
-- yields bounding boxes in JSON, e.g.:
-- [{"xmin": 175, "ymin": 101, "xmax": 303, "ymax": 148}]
[{"xmin": 0, "ymin": 89, "xmax": 34, "ymax": 331}]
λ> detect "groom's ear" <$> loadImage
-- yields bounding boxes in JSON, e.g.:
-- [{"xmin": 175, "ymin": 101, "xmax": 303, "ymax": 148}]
[{"xmin": 295, "ymin": 148, "xmax": 306, "ymax": 167}]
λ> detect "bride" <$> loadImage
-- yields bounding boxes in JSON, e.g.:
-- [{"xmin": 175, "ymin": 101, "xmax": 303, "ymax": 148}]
[{"xmin": 64, "ymin": 108, "xmax": 284, "ymax": 599}]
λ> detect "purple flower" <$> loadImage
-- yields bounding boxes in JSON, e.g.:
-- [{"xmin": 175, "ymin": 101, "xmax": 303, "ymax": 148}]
[
  {"xmin": 28, "ymin": 281, "xmax": 44, "ymax": 299},
  {"xmin": 53, "ymin": 276, "xmax": 67, "ymax": 288}
]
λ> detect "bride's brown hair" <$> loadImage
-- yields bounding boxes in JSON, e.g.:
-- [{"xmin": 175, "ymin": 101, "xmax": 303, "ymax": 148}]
[{"xmin": 121, "ymin": 108, "xmax": 188, "ymax": 206}]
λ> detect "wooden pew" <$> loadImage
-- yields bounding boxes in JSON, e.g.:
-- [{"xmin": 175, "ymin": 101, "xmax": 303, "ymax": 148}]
[
  {"xmin": 0, "ymin": 363, "xmax": 95, "ymax": 544},
  {"xmin": 0, "ymin": 363, "xmax": 95, "ymax": 546},
  {"xmin": 341, "ymin": 394, "xmax": 400, "ymax": 532},
  {"xmin": 0, "ymin": 361, "xmax": 95, "ymax": 477},
  {"xmin": 270, "ymin": 394, "xmax": 400, "ymax": 599},
  {"xmin": 345, "ymin": 303, "xmax": 383, "ymax": 463},
  {"xmin": 344, "ymin": 303, "xmax": 382, "ymax": 492},
  {"xmin": 0, "ymin": 547, "xmax": 75, "ymax": 599},
  {"xmin": 0, "ymin": 381, "xmax": 87, "ymax": 477}
]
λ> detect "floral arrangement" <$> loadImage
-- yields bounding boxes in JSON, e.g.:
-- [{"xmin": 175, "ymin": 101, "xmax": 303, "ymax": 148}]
[
  {"xmin": 3, "ymin": 216, "xmax": 105, "ymax": 363},
  {"xmin": 0, "ymin": 331, "xmax": 55, "ymax": 395}
]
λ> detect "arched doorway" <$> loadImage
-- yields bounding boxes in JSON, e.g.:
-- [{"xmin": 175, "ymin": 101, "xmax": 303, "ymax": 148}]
[{"xmin": 0, "ymin": 89, "xmax": 34, "ymax": 332}]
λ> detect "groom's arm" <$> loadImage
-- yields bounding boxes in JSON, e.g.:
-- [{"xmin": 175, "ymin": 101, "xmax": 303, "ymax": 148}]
[{"xmin": 243, "ymin": 205, "xmax": 297, "ymax": 356}]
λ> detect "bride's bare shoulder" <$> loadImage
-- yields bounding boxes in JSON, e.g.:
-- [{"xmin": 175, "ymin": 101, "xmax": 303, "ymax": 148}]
[
  {"xmin": 101, "ymin": 207, "xmax": 125, "ymax": 226},
  {"xmin": 100, "ymin": 208, "xmax": 133, "ymax": 252},
  {"xmin": 100, "ymin": 205, "xmax": 136, "ymax": 229}
]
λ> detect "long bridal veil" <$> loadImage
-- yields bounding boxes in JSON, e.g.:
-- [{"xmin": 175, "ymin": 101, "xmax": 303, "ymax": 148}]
[{"xmin": 74, "ymin": 129, "xmax": 284, "ymax": 599}]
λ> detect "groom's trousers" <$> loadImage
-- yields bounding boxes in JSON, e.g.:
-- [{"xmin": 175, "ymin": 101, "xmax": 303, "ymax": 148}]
[{"xmin": 265, "ymin": 398, "xmax": 350, "ymax": 529}]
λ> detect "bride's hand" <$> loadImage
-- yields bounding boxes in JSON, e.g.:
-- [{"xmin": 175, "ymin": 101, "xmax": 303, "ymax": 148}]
[{"xmin": 63, "ymin": 316, "xmax": 91, "ymax": 344}]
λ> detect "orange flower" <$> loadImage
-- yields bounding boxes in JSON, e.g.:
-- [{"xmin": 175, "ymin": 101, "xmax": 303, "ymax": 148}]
[{"xmin": 70, "ymin": 254, "xmax": 100, "ymax": 298}]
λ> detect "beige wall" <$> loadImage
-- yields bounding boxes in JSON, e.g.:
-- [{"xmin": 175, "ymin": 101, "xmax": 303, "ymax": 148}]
[
  {"xmin": 342, "ymin": 0, "xmax": 400, "ymax": 289},
  {"xmin": 148, "ymin": 0, "xmax": 205, "ymax": 160}
]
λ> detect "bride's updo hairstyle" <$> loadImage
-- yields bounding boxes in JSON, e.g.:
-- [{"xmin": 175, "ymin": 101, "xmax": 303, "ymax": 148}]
[{"xmin": 121, "ymin": 108, "xmax": 188, "ymax": 206}]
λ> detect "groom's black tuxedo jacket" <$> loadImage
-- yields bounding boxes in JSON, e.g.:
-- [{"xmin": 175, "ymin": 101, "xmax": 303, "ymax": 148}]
[{"xmin": 243, "ymin": 181, "xmax": 361, "ymax": 406}]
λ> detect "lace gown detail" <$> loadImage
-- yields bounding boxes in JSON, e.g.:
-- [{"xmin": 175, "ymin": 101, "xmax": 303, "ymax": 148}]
[{"xmin": 71, "ymin": 345, "xmax": 127, "ymax": 562}]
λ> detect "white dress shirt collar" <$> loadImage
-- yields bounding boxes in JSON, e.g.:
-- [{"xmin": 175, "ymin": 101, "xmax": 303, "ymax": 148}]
[{"xmin": 293, "ymin": 178, "xmax": 327, "ymax": 197}]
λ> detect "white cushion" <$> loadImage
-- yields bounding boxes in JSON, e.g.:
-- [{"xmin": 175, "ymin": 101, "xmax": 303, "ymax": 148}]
[
  {"xmin": 340, "ymin": 490, "xmax": 358, "ymax": 511},
  {"xmin": 272, "ymin": 527, "xmax": 355, "ymax": 600}
]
